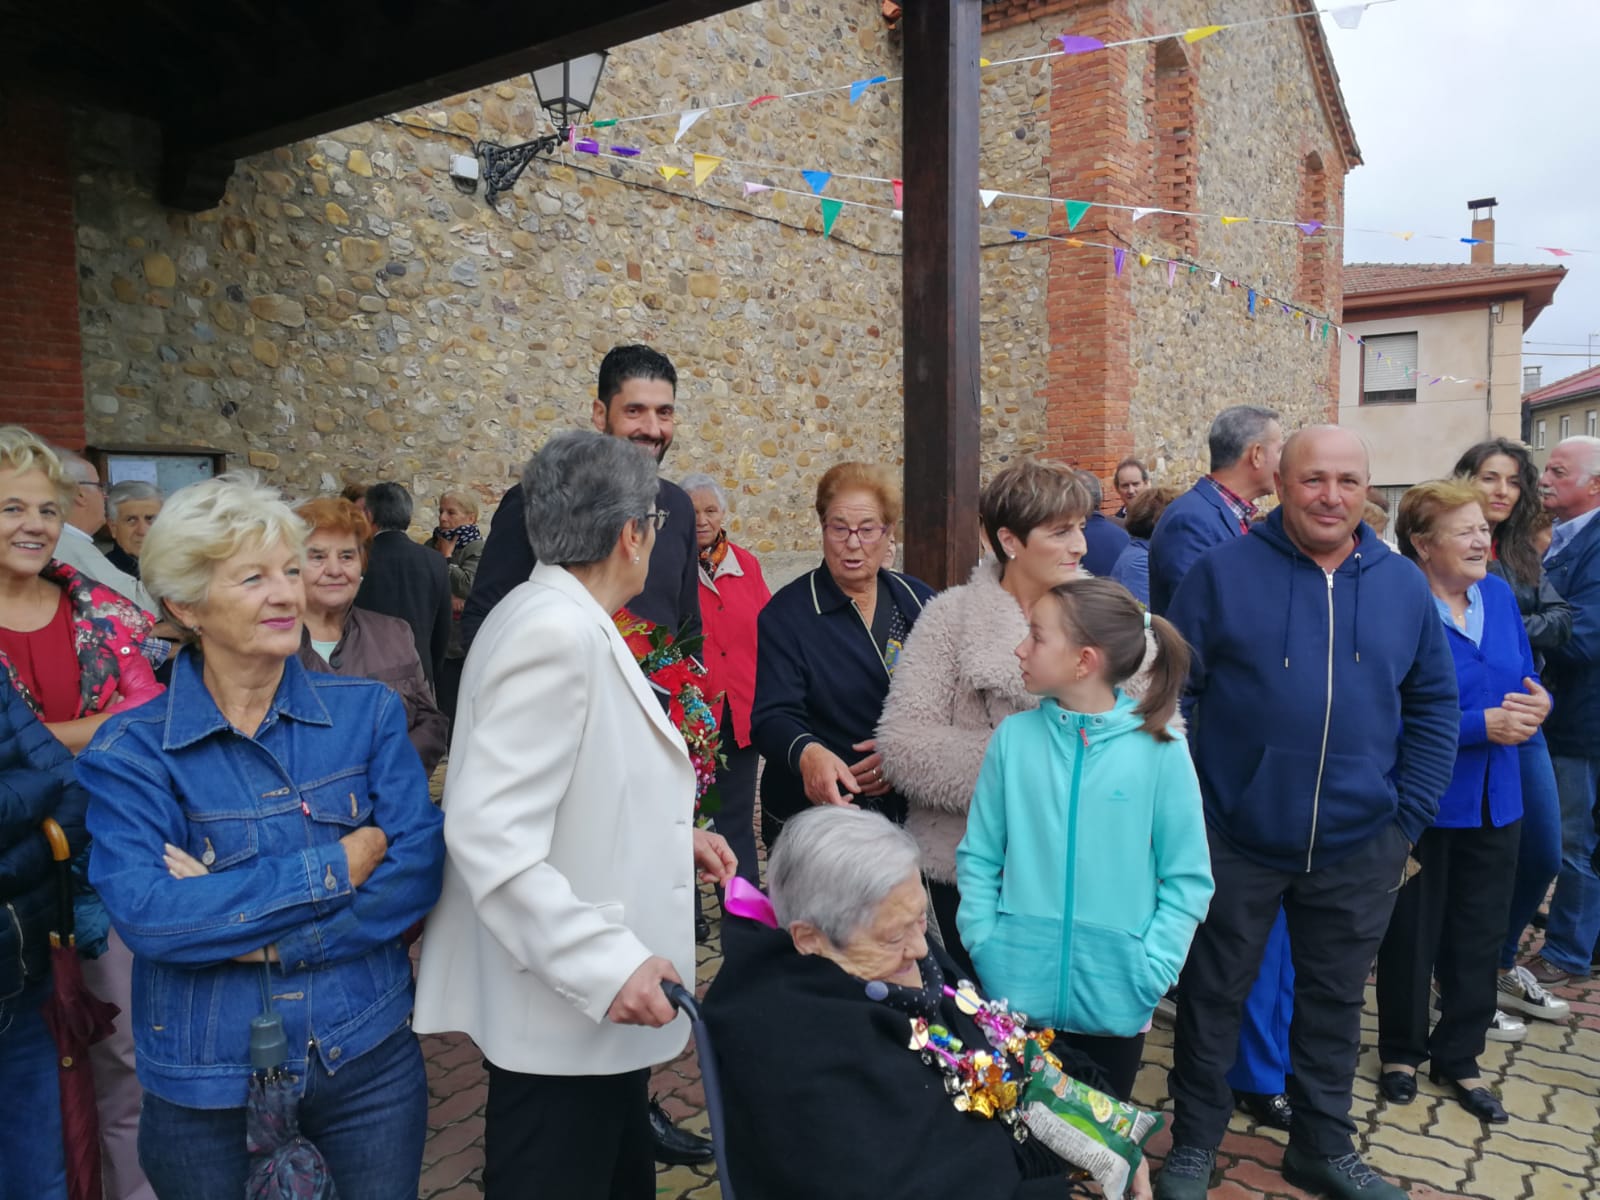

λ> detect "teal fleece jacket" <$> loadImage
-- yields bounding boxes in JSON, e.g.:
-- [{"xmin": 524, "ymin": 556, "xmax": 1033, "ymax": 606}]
[{"xmin": 955, "ymin": 693, "xmax": 1214, "ymax": 1038}]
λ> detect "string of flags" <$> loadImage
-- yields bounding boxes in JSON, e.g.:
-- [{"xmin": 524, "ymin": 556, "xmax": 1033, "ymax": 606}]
[{"xmin": 553, "ymin": 135, "xmax": 1594, "ymax": 259}]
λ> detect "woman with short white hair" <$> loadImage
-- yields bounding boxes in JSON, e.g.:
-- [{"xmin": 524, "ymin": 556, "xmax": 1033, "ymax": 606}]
[{"xmin": 76, "ymin": 472, "xmax": 446, "ymax": 1199}]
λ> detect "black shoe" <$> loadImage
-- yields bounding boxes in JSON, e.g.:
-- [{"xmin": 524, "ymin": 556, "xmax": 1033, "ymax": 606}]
[
  {"xmin": 649, "ymin": 1098, "xmax": 714, "ymax": 1165},
  {"xmin": 1377, "ymin": 1070, "xmax": 1417, "ymax": 1105},
  {"xmin": 695, "ymin": 914, "xmax": 710, "ymax": 944},
  {"xmin": 1233, "ymin": 1089, "xmax": 1293, "ymax": 1130},
  {"xmin": 1428, "ymin": 1069, "xmax": 1507, "ymax": 1124},
  {"xmin": 1529, "ymin": 907, "xmax": 1547, "ymax": 930}
]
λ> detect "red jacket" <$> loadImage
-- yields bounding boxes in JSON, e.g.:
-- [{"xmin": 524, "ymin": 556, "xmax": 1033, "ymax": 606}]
[{"xmin": 698, "ymin": 543, "xmax": 771, "ymax": 748}]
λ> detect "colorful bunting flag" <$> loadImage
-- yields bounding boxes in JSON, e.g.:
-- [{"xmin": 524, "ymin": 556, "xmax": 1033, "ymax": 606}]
[
  {"xmin": 1461, "ymin": 237, "xmax": 1483, "ymax": 245},
  {"xmin": 1132, "ymin": 207, "xmax": 1160, "ymax": 222},
  {"xmin": 1166, "ymin": 261, "xmax": 1178, "ymax": 286},
  {"xmin": 592, "ymin": 119, "xmax": 618, "ymax": 129},
  {"xmin": 1297, "ymin": 221, "xmax": 1324, "ymax": 236},
  {"xmin": 693, "ymin": 154, "xmax": 722, "ymax": 186},
  {"xmin": 1394, "ymin": 231, "xmax": 1415, "ymax": 241},
  {"xmin": 821, "ymin": 198, "xmax": 843, "ymax": 237},
  {"xmin": 1064, "ymin": 238, "xmax": 1084, "ymax": 248},
  {"xmin": 1184, "ymin": 24, "xmax": 1225, "ymax": 43},
  {"xmin": 802, "ymin": 170, "xmax": 833, "ymax": 195},
  {"xmin": 675, "ymin": 110, "xmax": 707, "ymax": 142},
  {"xmin": 1247, "ymin": 288, "xmax": 1256, "ymax": 315},
  {"xmin": 1065, "ymin": 200, "xmax": 1092, "ymax": 230},
  {"xmin": 658, "ymin": 166, "xmax": 686, "ymax": 181},
  {"xmin": 1541, "ymin": 247, "xmax": 1574, "ymax": 257},
  {"xmin": 1010, "ymin": 230, "xmax": 1028, "ymax": 240},
  {"xmin": 892, "ymin": 179, "xmax": 904, "ymax": 210},
  {"xmin": 979, "ymin": 189, "xmax": 1001, "ymax": 208},
  {"xmin": 1138, "ymin": 252, "xmax": 1152, "ymax": 268},
  {"xmin": 610, "ymin": 146, "xmax": 641, "ymax": 157},
  {"xmin": 1330, "ymin": 4, "xmax": 1367, "ymax": 30},
  {"xmin": 1113, "ymin": 248, "xmax": 1126, "ymax": 276},
  {"xmin": 574, "ymin": 138, "xmax": 600, "ymax": 154},
  {"xmin": 743, "ymin": 182, "xmax": 772, "ymax": 196},
  {"xmin": 1210, "ymin": 271, "xmax": 1222, "ymax": 289},
  {"xmin": 891, "ymin": 210, "xmax": 903, "ymax": 221},
  {"xmin": 1220, "ymin": 215, "xmax": 1249, "ymax": 226},
  {"xmin": 980, "ymin": 58, "xmax": 991, "ymax": 67},
  {"xmin": 749, "ymin": 95, "xmax": 779, "ymax": 107},
  {"xmin": 1057, "ymin": 34, "xmax": 1106, "ymax": 54},
  {"xmin": 850, "ymin": 75, "xmax": 888, "ymax": 105}
]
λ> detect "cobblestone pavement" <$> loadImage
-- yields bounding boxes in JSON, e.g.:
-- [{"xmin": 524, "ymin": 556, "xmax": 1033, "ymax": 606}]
[{"xmin": 417, "ymin": 894, "xmax": 1600, "ymax": 1200}]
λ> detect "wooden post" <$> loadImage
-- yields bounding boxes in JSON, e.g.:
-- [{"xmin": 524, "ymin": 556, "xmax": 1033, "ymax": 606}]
[{"xmin": 901, "ymin": 0, "xmax": 982, "ymax": 588}]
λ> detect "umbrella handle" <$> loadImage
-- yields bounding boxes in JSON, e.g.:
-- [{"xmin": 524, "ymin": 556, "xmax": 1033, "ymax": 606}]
[
  {"xmin": 42, "ymin": 818, "xmax": 70, "ymax": 862},
  {"xmin": 41, "ymin": 817, "xmax": 74, "ymax": 946}
]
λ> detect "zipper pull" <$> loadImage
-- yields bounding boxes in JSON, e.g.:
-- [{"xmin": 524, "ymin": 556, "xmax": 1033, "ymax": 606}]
[{"xmin": 1079, "ymin": 726, "xmax": 1089, "ymax": 749}]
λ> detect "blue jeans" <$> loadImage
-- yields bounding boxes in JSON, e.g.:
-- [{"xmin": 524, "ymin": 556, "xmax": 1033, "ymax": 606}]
[
  {"xmin": 1501, "ymin": 739, "xmax": 1564, "ymax": 968},
  {"xmin": 1542, "ymin": 754, "xmax": 1600, "ymax": 975},
  {"xmin": 0, "ymin": 981, "xmax": 68, "ymax": 1200},
  {"xmin": 137, "ymin": 1026, "xmax": 428, "ymax": 1200}
]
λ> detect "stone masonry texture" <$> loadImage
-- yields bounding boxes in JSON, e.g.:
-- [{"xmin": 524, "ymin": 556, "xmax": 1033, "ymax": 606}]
[{"xmin": 41, "ymin": 0, "xmax": 1350, "ymax": 547}]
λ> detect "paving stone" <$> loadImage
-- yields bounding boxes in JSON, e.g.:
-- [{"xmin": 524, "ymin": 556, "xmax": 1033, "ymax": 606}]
[
  {"xmin": 1464, "ymin": 1150, "xmax": 1530, "ymax": 1199},
  {"xmin": 1366, "ymin": 1122, "xmax": 1474, "ymax": 1171},
  {"xmin": 1362, "ymin": 1142, "xmax": 1465, "ymax": 1194},
  {"xmin": 1525, "ymin": 1165, "xmax": 1590, "ymax": 1197}
]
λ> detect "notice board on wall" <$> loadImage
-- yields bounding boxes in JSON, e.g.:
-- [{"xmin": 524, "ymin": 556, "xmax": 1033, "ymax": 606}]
[{"xmin": 88, "ymin": 446, "xmax": 229, "ymax": 497}]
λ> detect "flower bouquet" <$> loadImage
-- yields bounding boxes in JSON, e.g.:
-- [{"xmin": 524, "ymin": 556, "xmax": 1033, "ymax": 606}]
[{"xmin": 613, "ymin": 607, "xmax": 725, "ymax": 818}]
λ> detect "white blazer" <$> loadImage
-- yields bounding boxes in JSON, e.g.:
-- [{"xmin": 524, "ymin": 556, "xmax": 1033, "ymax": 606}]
[{"xmin": 413, "ymin": 562, "xmax": 698, "ymax": 1075}]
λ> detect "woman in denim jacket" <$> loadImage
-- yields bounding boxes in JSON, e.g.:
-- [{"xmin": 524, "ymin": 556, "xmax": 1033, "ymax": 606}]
[{"xmin": 76, "ymin": 473, "xmax": 445, "ymax": 1200}]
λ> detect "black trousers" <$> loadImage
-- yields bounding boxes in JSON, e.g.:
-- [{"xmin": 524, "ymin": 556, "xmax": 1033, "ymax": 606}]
[
  {"xmin": 482, "ymin": 1062, "xmax": 653, "ymax": 1200},
  {"xmin": 437, "ymin": 654, "xmax": 464, "ymax": 725},
  {"xmin": 926, "ymin": 877, "xmax": 977, "ymax": 982},
  {"xmin": 1058, "ymin": 1031, "xmax": 1146, "ymax": 1102},
  {"xmin": 1376, "ymin": 818, "xmax": 1520, "ymax": 1079},
  {"xmin": 714, "ymin": 705, "xmax": 761, "ymax": 887},
  {"xmin": 1169, "ymin": 822, "xmax": 1410, "ymax": 1157}
]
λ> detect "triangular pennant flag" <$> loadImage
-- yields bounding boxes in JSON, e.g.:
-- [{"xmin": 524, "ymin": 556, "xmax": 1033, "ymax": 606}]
[
  {"xmin": 1210, "ymin": 271, "xmax": 1222, "ymax": 289},
  {"xmin": 1541, "ymin": 247, "xmax": 1574, "ymax": 257},
  {"xmin": 1166, "ymin": 261, "xmax": 1178, "ymax": 286},
  {"xmin": 821, "ymin": 198, "xmax": 843, "ymax": 237},
  {"xmin": 979, "ymin": 189, "xmax": 1000, "ymax": 208},
  {"xmin": 592, "ymin": 119, "xmax": 618, "ymax": 129},
  {"xmin": 1057, "ymin": 34, "xmax": 1106, "ymax": 54},
  {"xmin": 979, "ymin": 58, "xmax": 991, "ymax": 67},
  {"xmin": 693, "ymin": 154, "xmax": 722, "ymax": 186},
  {"xmin": 749, "ymin": 95, "xmax": 779, "ymax": 108},
  {"xmin": 892, "ymin": 178, "xmax": 904, "ymax": 209},
  {"xmin": 1296, "ymin": 221, "xmax": 1324, "ymax": 236},
  {"xmin": 1394, "ymin": 231, "xmax": 1415, "ymax": 241},
  {"xmin": 1137, "ymin": 253, "xmax": 1152, "ymax": 268},
  {"xmin": 1010, "ymin": 230, "xmax": 1028, "ymax": 241},
  {"xmin": 1331, "ymin": 4, "xmax": 1366, "ymax": 30},
  {"xmin": 609, "ymin": 145, "xmax": 641, "ymax": 157},
  {"xmin": 1375, "ymin": 351, "xmax": 1384, "ymax": 361},
  {"xmin": 1184, "ymin": 24, "xmax": 1225, "ymax": 43},
  {"xmin": 1461, "ymin": 237, "xmax": 1483, "ymax": 245},
  {"xmin": 1064, "ymin": 200, "xmax": 1091, "ymax": 230},
  {"xmin": 891, "ymin": 210, "xmax": 903, "ymax": 221},
  {"xmin": 1247, "ymin": 288, "xmax": 1256, "ymax": 315},
  {"xmin": 675, "ymin": 109, "xmax": 707, "ymax": 142},
  {"xmin": 1430, "ymin": 377, "xmax": 1442, "ymax": 386},
  {"xmin": 802, "ymin": 170, "xmax": 832, "ymax": 195},
  {"xmin": 1113, "ymin": 248, "xmax": 1126, "ymax": 276},
  {"xmin": 743, "ymin": 182, "xmax": 772, "ymax": 196},
  {"xmin": 1281, "ymin": 303, "xmax": 1291, "ymax": 314},
  {"xmin": 1064, "ymin": 238, "xmax": 1083, "ymax": 249},
  {"xmin": 1321, "ymin": 322, "xmax": 1328, "ymax": 341},
  {"xmin": 1189, "ymin": 264, "xmax": 1198, "ymax": 274},
  {"xmin": 1220, "ymin": 215, "xmax": 1249, "ymax": 226},
  {"xmin": 1131, "ymin": 206, "xmax": 1160, "ymax": 222},
  {"xmin": 573, "ymin": 138, "xmax": 600, "ymax": 154},
  {"xmin": 850, "ymin": 75, "xmax": 888, "ymax": 105},
  {"xmin": 658, "ymin": 166, "xmax": 686, "ymax": 181}
]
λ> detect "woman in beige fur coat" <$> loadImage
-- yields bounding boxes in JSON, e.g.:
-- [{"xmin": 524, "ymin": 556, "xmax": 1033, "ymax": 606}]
[{"xmin": 876, "ymin": 460, "xmax": 1095, "ymax": 977}]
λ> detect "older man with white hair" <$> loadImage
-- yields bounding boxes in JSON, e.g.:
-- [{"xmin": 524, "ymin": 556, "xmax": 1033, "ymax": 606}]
[
  {"xmin": 1524, "ymin": 435, "xmax": 1600, "ymax": 984},
  {"xmin": 49, "ymin": 449, "xmax": 155, "ymax": 614}
]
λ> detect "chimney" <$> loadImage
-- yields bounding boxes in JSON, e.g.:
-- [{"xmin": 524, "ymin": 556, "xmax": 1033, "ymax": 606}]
[
  {"xmin": 1467, "ymin": 196, "xmax": 1497, "ymax": 265},
  {"xmin": 1524, "ymin": 365, "xmax": 1543, "ymax": 394}
]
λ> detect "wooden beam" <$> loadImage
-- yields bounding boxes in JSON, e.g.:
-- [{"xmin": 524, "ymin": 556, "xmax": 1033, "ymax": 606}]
[{"xmin": 901, "ymin": 0, "xmax": 981, "ymax": 588}]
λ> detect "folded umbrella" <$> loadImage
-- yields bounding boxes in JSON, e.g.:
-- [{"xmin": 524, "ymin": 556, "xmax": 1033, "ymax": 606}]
[
  {"xmin": 245, "ymin": 969, "xmax": 339, "ymax": 1199},
  {"xmin": 40, "ymin": 818, "xmax": 120, "ymax": 1200}
]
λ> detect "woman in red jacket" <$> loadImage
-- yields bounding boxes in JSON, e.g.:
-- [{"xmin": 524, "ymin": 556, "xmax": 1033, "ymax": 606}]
[{"xmin": 683, "ymin": 474, "xmax": 771, "ymax": 885}]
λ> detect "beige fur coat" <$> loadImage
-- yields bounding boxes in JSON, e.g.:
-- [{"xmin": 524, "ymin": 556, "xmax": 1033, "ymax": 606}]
[{"xmin": 876, "ymin": 560, "xmax": 1167, "ymax": 883}]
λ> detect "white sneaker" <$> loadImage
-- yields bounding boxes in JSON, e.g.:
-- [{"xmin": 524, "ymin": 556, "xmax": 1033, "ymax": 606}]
[
  {"xmin": 1484, "ymin": 1008, "xmax": 1527, "ymax": 1043},
  {"xmin": 1497, "ymin": 964, "xmax": 1572, "ymax": 1021}
]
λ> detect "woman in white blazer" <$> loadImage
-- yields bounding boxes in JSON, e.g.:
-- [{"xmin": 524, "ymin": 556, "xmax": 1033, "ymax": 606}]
[{"xmin": 413, "ymin": 431, "xmax": 736, "ymax": 1199}]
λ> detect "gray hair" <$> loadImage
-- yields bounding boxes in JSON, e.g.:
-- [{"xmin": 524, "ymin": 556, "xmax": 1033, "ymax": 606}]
[
  {"xmin": 107, "ymin": 480, "xmax": 162, "ymax": 520},
  {"xmin": 522, "ymin": 431, "xmax": 659, "ymax": 566},
  {"xmin": 1208, "ymin": 405, "xmax": 1280, "ymax": 472},
  {"xmin": 140, "ymin": 472, "xmax": 307, "ymax": 638},
  {"xmin": 1556, "ymin": 436, "xmax": 1600, "ymax": 481},
  {"xmin": 1075, "ymin": 469, "xmax": 1104, "ymax": 509},
  {"xmin": 679, "ymin": 473, "xmax": 729, "ymax": 511},
  {"xmin": 768, "ymin": 807, "xmax": 922, "ymax": 945}
]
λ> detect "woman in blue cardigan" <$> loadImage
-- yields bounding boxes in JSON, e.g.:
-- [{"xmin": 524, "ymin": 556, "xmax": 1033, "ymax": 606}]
[{"xmin": 1375, "ymin": 481, "xmax": 1550, "ymax": 1125}]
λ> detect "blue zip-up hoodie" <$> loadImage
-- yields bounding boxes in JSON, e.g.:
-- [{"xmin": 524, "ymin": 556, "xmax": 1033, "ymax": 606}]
[
  {"xmin": 955, "ymin": 694, "xmax": 1214, "ymax": 1038},
  {"xmin": 1167, "ymin": 511, "xmax": 1458, "ymax": 872}
]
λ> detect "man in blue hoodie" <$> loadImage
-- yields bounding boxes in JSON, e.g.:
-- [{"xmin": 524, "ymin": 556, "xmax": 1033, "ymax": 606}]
[{"xmin": 1155, "ymin": 427, "xmax": 1457, "ymax": 1200}]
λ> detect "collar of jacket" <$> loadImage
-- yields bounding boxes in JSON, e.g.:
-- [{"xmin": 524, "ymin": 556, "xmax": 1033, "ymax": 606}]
[
  {"xmin": 161, "ymin": 645, "xmax": 332, "ymax": 750},
  {"xmin": 806, "ymin": 564, "xmax": 926, "ymax": 618},
  {"xmin": 954, "ymin": 560, "xmax": 1035, "ymax": 701},
  {"xmin": 1038, "ymin": 692, "xmax": 1142, "ymax": 745}
]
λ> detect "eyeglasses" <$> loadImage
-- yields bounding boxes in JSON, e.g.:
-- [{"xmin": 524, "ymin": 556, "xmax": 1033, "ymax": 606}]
[
  {"xmin": 639, "ymin": 509, "xmax": 669, "ymax": 531},
  {"xmin": 824, "ymin": 521, "xmax": 888, "ymax": 546}
]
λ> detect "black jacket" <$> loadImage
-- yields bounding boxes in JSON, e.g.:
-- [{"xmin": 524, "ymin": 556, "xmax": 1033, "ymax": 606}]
[
  {"xmin": 460, "ymin": 476, "xmax": 701, "ymax": 653},
  {"xmin": 355, "ymin": 530, "xmax": 451, "ymax": 687},
  {"xmin": 1487, "ymin": 559, "xmax": 1572, "ymax": 671},
  {"xmin": 702, "ymin": 918, "xmax": 1077, "ymax": 1200},
  {"xmin": 1, "ymin": 681, "xmax": 90, "ymax": 1002}
]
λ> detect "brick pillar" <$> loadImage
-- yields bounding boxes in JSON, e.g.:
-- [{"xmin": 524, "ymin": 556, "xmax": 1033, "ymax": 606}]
[
  {"xmin": 0, "ymin": 93, "xmax": 85, "ymax": 447},
  {"xmin": 1040, "ymin": 0, "xmax": 1139, "ymax": 502}
]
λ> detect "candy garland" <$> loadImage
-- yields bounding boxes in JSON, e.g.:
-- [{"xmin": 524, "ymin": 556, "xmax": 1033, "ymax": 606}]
[{"xmin": 907, "ymin": 980, "xmax": 1037, "ymax": 1130}]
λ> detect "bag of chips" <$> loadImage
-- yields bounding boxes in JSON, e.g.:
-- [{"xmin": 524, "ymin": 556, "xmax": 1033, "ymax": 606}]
[{"xmin": 1018, "ymin": 1038, "xmax": 1165, "ymax": 1200}]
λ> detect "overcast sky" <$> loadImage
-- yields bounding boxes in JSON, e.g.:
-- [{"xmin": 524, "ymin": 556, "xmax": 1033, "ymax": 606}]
[{"xmin": 1320, "ymin": 0, "xmax": 1599, "ymax": 388}]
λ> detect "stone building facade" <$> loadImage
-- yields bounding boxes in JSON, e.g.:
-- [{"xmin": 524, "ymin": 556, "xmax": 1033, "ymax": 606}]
[{"xmin": 3, "ymin": 0, "xmax": 1355, "ymax": 554}]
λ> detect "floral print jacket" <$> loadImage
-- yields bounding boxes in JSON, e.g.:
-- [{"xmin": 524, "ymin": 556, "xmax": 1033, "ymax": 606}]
[{"xmin": 0, "ymin": 559, "xmax": 163, "ymax": 721}]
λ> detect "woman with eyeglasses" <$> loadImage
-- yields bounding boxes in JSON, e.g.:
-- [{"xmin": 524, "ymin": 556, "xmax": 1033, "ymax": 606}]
[{"xmin": 750, "ymin": 462, "xmax": 936, "ymax": 849}]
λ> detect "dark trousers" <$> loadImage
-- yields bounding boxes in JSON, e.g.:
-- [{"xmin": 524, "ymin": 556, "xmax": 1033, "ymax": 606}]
[
  {"xmin": 437, "ymin": 654, "xmax": 464, "ymax": 725},
  {"xmin": 714, "ymin": 705, "xmax": 761, "ymax": 887},
  {"xmin": 926, "ymin": 877, "xmax": 977, "ymax": 982},
  {"xmin": 1169, "ymin": 822, "xmax": 1410, "ymax": 1157},
  {"xmin": 1376, "ymin": 818, "xmax": 1520, "ymax": 1079},
  {"xmin": 1058, "ymin": 1031, "xmax": 1146, "ymax": 1102},
  {"xmin": 483, "ymin": 1062, "xmax": 653, "ymax": 1200}
]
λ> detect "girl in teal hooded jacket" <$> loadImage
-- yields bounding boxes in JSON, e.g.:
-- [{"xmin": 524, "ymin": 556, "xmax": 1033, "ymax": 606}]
[{"xmin": 956, "ymin": 577, "xmax": 1214, "ymax": 1099}]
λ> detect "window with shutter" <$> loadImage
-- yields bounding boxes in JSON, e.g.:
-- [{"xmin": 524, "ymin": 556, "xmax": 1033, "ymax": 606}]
[{"xmin": 1361, "ymin": 333, "xmax": 1418, "ymax": 404}]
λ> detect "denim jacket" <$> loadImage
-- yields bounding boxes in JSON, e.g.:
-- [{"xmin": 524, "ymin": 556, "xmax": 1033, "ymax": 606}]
[{"xmin": 76, "ymin": 648, "xmax": 445, "ymax": 1108}]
